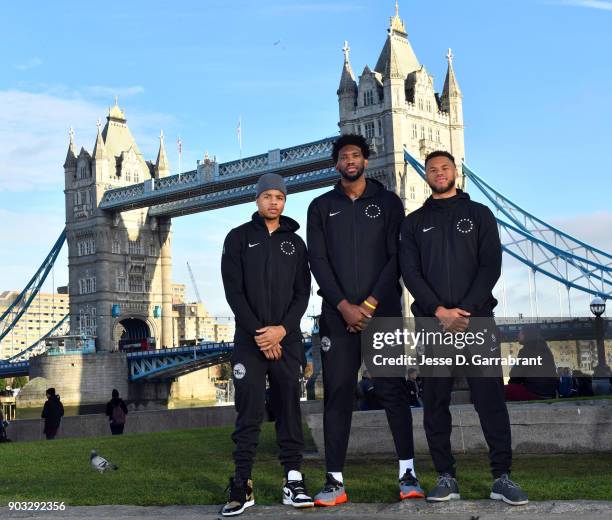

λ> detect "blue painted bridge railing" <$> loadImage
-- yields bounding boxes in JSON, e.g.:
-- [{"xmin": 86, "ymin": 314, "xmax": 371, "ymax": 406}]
[{"xmin": 127, "ymin": 339, "xmax": 314, "ymax": 381}]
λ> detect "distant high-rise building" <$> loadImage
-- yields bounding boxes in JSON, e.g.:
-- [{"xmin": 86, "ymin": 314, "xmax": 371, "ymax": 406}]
[{"xmin": 0, "ymin": 291, "xmax": 69, "ymax": 358}]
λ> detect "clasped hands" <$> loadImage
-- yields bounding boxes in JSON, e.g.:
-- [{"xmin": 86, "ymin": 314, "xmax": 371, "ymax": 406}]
[
  {"xmin": 337, "ymin": 297, "xmax": 378, "ymax": 333},
  {"xmin": 255, "ymin": 325, "xmax": 286, "ymax": 360},
  {"xmin": 434, "ymin": 306, "xmax": 471, "ymax": 332}
]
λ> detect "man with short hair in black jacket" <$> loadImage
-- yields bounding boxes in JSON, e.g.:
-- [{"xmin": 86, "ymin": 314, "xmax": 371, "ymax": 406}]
[
  {"xmin": 220, "ymin": 173, "xmax": 314, "ymax": 516},
  {"xmin": 399, "ymin": 150, "xmax": 528, "ymax": 506},
  {"xmin": 308, "ymin": 134, "xmax": 424, "ymax": 506}
]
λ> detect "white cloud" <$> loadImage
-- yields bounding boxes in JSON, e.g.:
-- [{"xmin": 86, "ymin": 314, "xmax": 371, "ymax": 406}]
[
  {"xmin": 15, "ymin": 57, "xmax": 43, "ymax": 71},
  {"xmin": 550, "ymin": 211, "xmax": 612, "ymax": 252},
  {"xmin": 0, "ymin": 89, "xmax": 174, "ymax": 192},
  {"xmin": 554, "ymin": 0, "xmax": 612, "ymax": 10}
]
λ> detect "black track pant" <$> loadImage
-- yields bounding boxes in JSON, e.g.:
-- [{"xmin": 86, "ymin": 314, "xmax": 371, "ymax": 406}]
[
  {"xmin": 423, "ymin": 376, "xmax": 512, "ymax": 478},
  {"xmin": 319, "ymin": 310, "xmax": 415, "ymax": 472},
  {"xmin": 231, "ymin": 342, "xmax": 304, "ymax": 480}
]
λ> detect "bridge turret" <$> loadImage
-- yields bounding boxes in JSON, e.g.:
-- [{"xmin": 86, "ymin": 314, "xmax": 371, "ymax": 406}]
[
  {"xmin": 337, "ymin": 40, "xmax": 357, "ymax": 124},
  {"xmin": 154, "ymin": 130, "xmax": 171, "ymax": 179},
  {"xmin": 440, "ymin": 48, "xmax": 465, "ymax": 182},
  {"xmin": 92, "ymin": 119, "xmax": 110, "ymax": 182},
  {"xmin": 64, "ymin": 99, "xmax": 173, "ymax": 353}
]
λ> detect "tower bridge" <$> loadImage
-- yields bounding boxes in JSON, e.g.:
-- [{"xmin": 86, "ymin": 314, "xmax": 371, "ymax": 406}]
[{"xmin": 0, "ymin": 3, "xmax": 609, "ymax": 408}]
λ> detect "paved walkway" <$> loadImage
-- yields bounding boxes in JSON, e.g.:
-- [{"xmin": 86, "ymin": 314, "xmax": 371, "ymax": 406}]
[{"xmin": 3, "ymin": 501, "xmax": 612, "ymax": 520}]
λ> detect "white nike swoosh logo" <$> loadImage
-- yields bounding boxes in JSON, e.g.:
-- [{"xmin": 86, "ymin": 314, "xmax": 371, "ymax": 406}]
[
  {"xmin": 329, "ymin": 211, "xmax": 341, "ymax": 217},
  {"xmin": 248, "ymin": 243, "xmax": 260, "ymax": 248},
  {"xmin": 422, "ymin": 227, "xmax": 435, "ymax": 232}
]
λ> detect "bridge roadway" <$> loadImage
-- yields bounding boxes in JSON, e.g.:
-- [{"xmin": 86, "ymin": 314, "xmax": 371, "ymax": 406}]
[{"xmin": 99, "ymin": 137, "xmax": 336, "ymax": 217}]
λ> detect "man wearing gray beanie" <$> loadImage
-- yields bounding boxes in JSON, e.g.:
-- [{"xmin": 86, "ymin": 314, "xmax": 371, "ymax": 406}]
[
  {"xmin": 220, "ymin": 172, "xmax": 313, "ymax": 515},
  {"xmin": 255, "ymin": 173, "xmax": 287, "ymax": 199}
]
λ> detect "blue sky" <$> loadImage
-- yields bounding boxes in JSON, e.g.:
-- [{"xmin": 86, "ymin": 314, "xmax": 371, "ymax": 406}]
[{"xmin": 0, "ymin": 0, "xmax": 610, "ymax": 319}]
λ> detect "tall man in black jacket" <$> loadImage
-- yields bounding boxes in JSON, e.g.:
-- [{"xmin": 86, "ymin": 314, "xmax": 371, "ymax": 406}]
[
  {"xmin": 308, "ymin": 134, "xmax": 424, "ymax": 506},
  {"xmin": 399, "ymin": 150, "xmax": 528, "ymax": 506},
  {"xmin": 220, "ymin": 173, "xmax": 314, "ymax": 516}
]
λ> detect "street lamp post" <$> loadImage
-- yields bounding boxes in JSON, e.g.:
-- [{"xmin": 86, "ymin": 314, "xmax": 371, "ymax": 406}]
[{"xmin": 590, "ymin": 297, "xmax": 610, "ymax": 380}]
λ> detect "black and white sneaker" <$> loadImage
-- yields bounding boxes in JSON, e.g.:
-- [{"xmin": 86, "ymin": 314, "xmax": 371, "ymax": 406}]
[
  {"xmin": 490, "ymin": 474, "xmax": 529, "ymax": 506},
  {"xmin": 220, "ymin": 477, "xmax": 255, "ymax": 516},
  {"xmin": 282, "ymin": 476, "xmax": 314, "ymax": 508},
  {"xmin": 426, "ymin": 473, "xmax": 461, "ymax": 502}
]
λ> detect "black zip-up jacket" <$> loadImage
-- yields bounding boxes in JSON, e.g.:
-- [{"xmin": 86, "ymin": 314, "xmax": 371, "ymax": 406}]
[
  {"xmin": 399, "ymin": 189, "xmax": 502, "ymax": 317},
  {"xmin": 307, "ymin": 178, "xmax": 404, "ymax": 316},
  {"xmin": 221, "ymin": 212, "xmax": 311, "ymax": 346}
]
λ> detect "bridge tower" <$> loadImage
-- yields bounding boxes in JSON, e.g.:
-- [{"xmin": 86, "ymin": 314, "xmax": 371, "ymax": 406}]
[
  {"xmin": 63, "ymin": 100, "xmax": 174, "ymax": 352},
  {"xmin": 337, "ymin": 1, "xmax": 465, "ymax": 214}
]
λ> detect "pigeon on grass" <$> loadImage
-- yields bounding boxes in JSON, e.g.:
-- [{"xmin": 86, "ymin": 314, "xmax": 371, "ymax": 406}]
[{"xmin": 90, "ymin": 450, "xmax": 118, "ymax": 473}]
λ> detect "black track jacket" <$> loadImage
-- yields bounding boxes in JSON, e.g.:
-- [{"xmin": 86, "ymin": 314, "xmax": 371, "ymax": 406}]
[
  {"xmin": 399, "ymin": 189, "xmax": 502, "ymax": 317},
  {"xmin": 221, "ymin": 212, "xmax": 311, "ymax": 346},
  {"xmin": 307, "ymin": 178, "xmax": 404, "ymax": 317}
]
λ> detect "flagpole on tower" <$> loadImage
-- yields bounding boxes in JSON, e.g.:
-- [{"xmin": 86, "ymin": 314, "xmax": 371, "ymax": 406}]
[
  {"xmin": 237, "ymin": 116, "xmax": 242, "ymax": 162},
  {"xmin": 177, "ymin": 136, "xmax": 182, "ymax": 180}
]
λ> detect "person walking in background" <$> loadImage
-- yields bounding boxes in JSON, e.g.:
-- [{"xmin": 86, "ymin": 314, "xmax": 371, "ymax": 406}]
[
  {"xmin": 356, "ymin": 370, "xmax": 381, "ymax": 411},
  {"xmin": 406, "ymin": 369, "xmax": 423, "ymax": 408},
  {"xmin": 41, "ymin": 387, "xmax": 64, "ymax": 440},
  {"xmin": 105, "ymin": 388, "xmax": 128, "ymax": 435}
]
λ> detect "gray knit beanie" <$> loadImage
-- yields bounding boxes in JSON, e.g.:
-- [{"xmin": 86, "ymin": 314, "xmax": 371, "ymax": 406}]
[{"xmin": 255, "ymin": 173, "xmax": 287, "ymax": 198}]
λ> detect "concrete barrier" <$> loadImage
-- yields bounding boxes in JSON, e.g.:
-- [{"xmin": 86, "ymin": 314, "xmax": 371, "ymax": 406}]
[
  {"xmin": 306, "ymin": 400, "xmax": 612, "ymax": 456},
  {"xmin": 6, "ymin": 400, "xmax": 323, "ymax": 442}
]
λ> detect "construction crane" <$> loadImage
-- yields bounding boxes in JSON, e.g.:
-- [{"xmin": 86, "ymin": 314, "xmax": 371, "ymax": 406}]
[{"xmin": 186, "ymin": 261, "xmax": 202, "ymax": 304}]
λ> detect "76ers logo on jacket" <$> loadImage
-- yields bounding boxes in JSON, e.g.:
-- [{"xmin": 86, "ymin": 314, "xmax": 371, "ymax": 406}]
[
  {"xmin": 233, "ymin": 363, "xmax": 246, "ymax": 380},
  {"xmin": 365, "ymin": 204, "xmax": 381, "ymax": 219},
  {"xmin": 456, "ymin": 218, "xmax": 474, "ymax": 234},
  {"xmin": 280, "ymin": 241, "xmax": 296, "ymax": 256}
]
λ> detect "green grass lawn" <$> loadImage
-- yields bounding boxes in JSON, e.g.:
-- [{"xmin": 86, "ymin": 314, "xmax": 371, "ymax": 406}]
[{"xmin": 0, "ymin": 424, "xmax": 610, "ymax": 506}]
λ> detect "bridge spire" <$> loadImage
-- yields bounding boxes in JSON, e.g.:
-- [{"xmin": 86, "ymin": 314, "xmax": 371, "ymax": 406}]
[
  {"xmin": 375, "ymin": 1, "xmax": 420, "ymax": 79},
  {"xmin": 390, "ymin": 0, "xmax": 406, "ymax": 34},
  {"xmin": 441, "ymin": 47, "xmax": 462, "ymax": 106},
  {"xmin": 155, "ymin": 129, "xmax": 170, "ymax": 178},
  {"xmin": 93, "ymin": 118, "xmax": 108, "ymax": 160},
  {"xmin": 63, "ymin": 126, "xmax": 77, "ymax": 169},
  {"xmin": 107, "ymin": 96, "xmax": 126, "ymax": 123},
  {"xmin": 338, "ymin": 40, "xmax": 357, "ymax": 96}
]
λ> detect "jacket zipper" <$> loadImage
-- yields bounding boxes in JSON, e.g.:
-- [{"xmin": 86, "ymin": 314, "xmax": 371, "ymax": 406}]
[
  {"xmin": 352, "ymin": 199, "xmax": 360, "ymax": 299},
  {"xmin": 445, "ymin": 212, "xmax": 453, "ymax": 305},
  {"xmin": 265, "ymin": 230, "xmax": 273, "ymax": 326}
]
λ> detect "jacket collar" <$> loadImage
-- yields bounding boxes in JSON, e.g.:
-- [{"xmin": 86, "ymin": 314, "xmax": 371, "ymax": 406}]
[
  {"xmin": 424, "ymin": 188, "xmax": 470, "ymax": 210},
  {"xmin": 333, "ymin": 177, "xmax": 384, "ymax": 201},
  {"xmin": 251, "ymin": 212, "xmax": 300, "ymax": 233}
]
